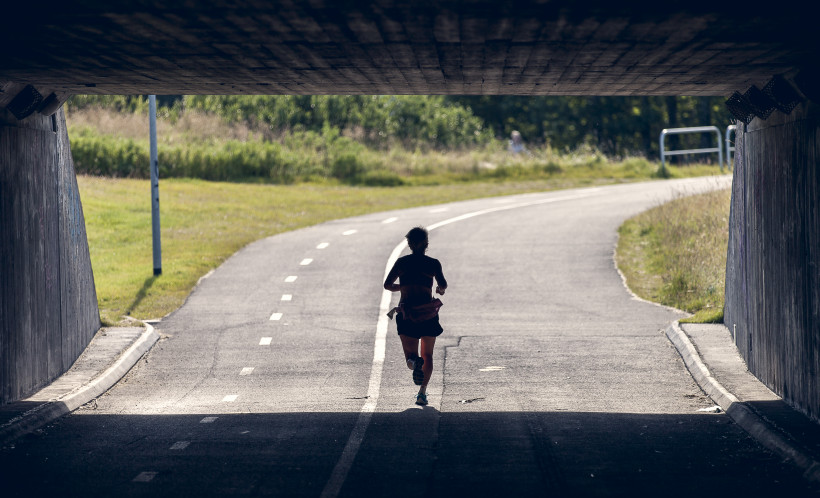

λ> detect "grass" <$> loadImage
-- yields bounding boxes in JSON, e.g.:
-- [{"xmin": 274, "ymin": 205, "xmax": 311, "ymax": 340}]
[
  {"xmin": 615, "ymin": 188, "xmax": 732, "ymax": 323},
  {"xmin": 79, "ymin": 176, "xmax": 625, "ymax": 325}
]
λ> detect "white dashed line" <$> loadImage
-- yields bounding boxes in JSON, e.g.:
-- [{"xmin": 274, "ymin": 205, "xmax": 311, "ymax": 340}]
[
  {"xmin": 342, "ymin": 230, "xmax": 357, "ymax": 235},
  {"xmin": 222, "ymin": 394, "xmax": 238, "ymax": 402},
  {"xmin": 281, "ymin": 294, "xmax": 292, "ymax": 301},
  {"xmin": 381, "ymin": 217, "xmax": 398, "ymax": 224},
  {"xmin": 429, "ymin": 207, "xmax": 448, "ymax": 213},
  {"xmin": 133, "ymin": 472, "xmax": 157, "ymax": 483},
  {"xmin": 479, "ymin": 366, "xmax": 506, "ymax": 372},
  {"xmin": 200, "ymin": 417, "xmax": 218, "ymax": 424},
  {"xmin": 300, "ymin": 258, "xmax": 313, "ymax": 266},
  {"xmin": 169, "ymin": 441, "xmax": 190, "ymax": 450},
  {"xmin": 259, "ymin": 337, "xmax": 272, "ymax": 345},
  {"xmin": 317, "ymin": 242, "xmax": 329, "ymax": 249},
  {"xmin": 240, "ymin": 367, "xmax": 254, "ymax": 376},
  {"xmin": 285, "ymin": 276, "xmax": 297, "ymax": 282},
  {"xmin": 269, "ymin": 313, "xmax": 282, "ymax": 321}
]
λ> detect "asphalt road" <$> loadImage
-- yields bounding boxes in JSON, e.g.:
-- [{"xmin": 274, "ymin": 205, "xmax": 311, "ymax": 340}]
[{"xmin": 3, "ymin": 177, "xmax": 817, "ymax": 496}]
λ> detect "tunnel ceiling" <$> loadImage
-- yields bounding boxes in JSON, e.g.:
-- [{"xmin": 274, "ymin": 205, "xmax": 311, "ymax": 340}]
[{"xmin": 0, "ymin": 1, "xmax": 814, "ymax": 103}]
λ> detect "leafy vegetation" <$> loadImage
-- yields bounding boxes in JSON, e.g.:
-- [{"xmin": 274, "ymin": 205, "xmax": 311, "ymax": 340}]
[
  {"xmin": 66, "ymin": 103, "xmax": 726, "ymax": 185},
  {"xmin": 615, "ymin": 188, "xmax": 732, "ymax": 323}
]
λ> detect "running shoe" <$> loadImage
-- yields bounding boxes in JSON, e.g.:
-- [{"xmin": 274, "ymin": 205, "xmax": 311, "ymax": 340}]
[
  {"xmin": 415, "ymin": 392, "xmax": 428, "ymax": 406},
  {"xmin": 412, "ymin": 357, "xmax": 425, "ymax": 385}
]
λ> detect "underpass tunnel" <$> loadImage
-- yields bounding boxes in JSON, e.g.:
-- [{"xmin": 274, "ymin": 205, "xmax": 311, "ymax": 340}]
[{"xmin": 1, "ymin": 2, "xmax": 818, "ymax": 421}]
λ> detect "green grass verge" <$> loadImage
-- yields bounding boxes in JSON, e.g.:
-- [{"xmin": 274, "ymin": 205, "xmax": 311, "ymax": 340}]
[
  {"xmin": 615, "ymin": 188, "xmax": 732, "ymax": 323},
  {"xmin": 80, "ymin": 173, "xmax": 726, "ymax": 326}
]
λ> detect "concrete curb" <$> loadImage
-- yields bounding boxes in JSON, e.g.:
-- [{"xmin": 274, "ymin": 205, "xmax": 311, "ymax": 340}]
[
  {"xmin": 665, "ymin": 321, "xmax": 820, "ymax": 484},
  {"xmin": 0, "ymin": 323, "xmax": 159, "ymax": 446}
]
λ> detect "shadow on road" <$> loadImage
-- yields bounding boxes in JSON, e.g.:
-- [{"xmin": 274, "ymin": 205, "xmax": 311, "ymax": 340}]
[{"xmin": 2, "ymin": 410, "xmax": 817, "ymax": 497}]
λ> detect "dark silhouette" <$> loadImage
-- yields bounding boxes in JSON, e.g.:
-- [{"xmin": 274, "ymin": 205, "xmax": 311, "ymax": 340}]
[{"xmin": 384, "ymin": 227, "xmax": 447, "ymax": 406}]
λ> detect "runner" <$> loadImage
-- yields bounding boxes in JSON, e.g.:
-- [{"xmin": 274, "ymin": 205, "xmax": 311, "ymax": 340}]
[{"xmin": 384, "ymin": 227, "xmax": 447, "ymax": 406}]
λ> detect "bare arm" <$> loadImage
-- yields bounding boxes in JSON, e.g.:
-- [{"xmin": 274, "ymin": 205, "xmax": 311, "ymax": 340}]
[
  {"xmin": 435, "ymin": 260, "xmax": 447, "ymax": 295},
  {"xmin": 383, "ymin": 262, "xmax": 402, "ymax": 292}
]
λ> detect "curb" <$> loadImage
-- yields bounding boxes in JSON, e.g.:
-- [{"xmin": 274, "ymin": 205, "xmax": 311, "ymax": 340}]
[
  {"xmin": 0, "ymin": 323, "xmax": 160, "ymax": 446},
  {"xmin": 665, "ymin": 320, "xmax": 820, "ymax": 484}
]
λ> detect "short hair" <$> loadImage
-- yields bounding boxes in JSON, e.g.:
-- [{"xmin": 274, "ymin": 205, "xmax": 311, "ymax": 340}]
[{"xmin": 405, "ymin": 226, "xmax": 429, "ymax": 253}]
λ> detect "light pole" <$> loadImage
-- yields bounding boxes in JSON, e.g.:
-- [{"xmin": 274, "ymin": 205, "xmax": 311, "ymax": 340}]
[{"xmin": 149, "ymin": 95, "xmax": 162, "ymax": 276}]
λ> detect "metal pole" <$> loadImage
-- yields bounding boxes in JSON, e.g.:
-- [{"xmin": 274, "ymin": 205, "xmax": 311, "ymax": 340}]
[
  {"xmin": 149, "ymin": 95, "xmax": 162, "ymax": 276},
  {"xmin": 659, "ymin": 129, "xmax": 667, "ymax": 176}
]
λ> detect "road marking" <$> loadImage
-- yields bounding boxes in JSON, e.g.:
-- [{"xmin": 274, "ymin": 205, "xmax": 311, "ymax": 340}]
[
  {"xmin": 429, "ymin": 207, "xmax": 448, "ymax": 213},
  {"xmin": 222, "ymin": 394, "xmax": 238, "ymax": 402},
  {"xmin": 285, "ymin": 275, "xmax": 298, "ymax": 282},
  {"xmin": 317, "ymin": 242, "xmax": 330, "ymax": 249},
  {"xmin": 479, "ymin": 366, "xmax": 506, "ymax": 372},
  {"xmin": 320, "ymin": 189, "xmax": 599, "ymax": 498},
  {"xmin": 133, "ymin": 472, "xmax": 157, "ymax": 483},
  {"xmin": 259, "ymin": 337, "xmax": 272, "ymax": 345},
  {"xmin": 269, "ymin": 313, "xmax": 282, "ymax": 321},
  {"xmin": 342, "ymin": 229, "xmax": 357, "ymax": 235},
  {"xmin": 300, "ymin": 258, "xmax": 313, "ymax": 266},
  {"xmin": 169, "ymin": 441, "xmax": 190, "ymax": 450},
  {"xmin": 240, "ymin": 367, "xmax": 254, "ymax": 376},
  {"xmin": 381, "ymin": 217, "xmax": 398, "ymax": 224},
  {"xmin": 200, "ymin": 417, "xmax": 218, "ymax": 423},
  {"xmin": 281, "ymin": 294, "xmax": 292, "ymax": 301}
]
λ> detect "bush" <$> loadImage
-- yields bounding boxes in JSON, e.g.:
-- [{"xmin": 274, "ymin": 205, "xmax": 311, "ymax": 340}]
[{"xmin": 356, "ymin": 170, "xmax": 405, "ymax": 186}]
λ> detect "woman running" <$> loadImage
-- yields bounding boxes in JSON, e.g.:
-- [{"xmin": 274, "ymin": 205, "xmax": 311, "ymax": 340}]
[{"xmin": 384, "ymin": 226, "xmax": 447, "ymax": 406}]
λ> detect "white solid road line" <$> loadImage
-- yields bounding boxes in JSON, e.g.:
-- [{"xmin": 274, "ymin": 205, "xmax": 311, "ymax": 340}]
[
  {"xmin": 319, "ymin": 188, "xmax": 600, "ymax": 498},
  {"xmin": 200, "ymin": 417, "xmax": 218, "ymax": 423},
  {"xmin": 300, "ymin": 258, "xmax": 313, "ymax": 265},
  {"xmin": 381, "ymin": 217, "xmax": 398, "ymax": 224},
  {"xmin": 240, "ymin": 367, "xmax": 254, "ymax": 376},
  {"xmin": 317, "ymin": 242, "xmax": 330, "ymax": 249},
  {"xmin": 169, "ymin": 441, "xmax": 190, "ymax": 450},
  {"xmin": 342, "ymin": 229, "xmax": 357, "ymax": 235},
  {"xmin": 222, "ymin": 394, "xmax": 238, "ymax": 402},
  {"xmin": 259, "ymin": 337, "xmax": 273, "ymax": 345},
  {"xmin": 285, "ymin": 275, "xmax": 297, "ymax": 282},
  {"xmin": 269, "ymin": 313, "xmax": 283, "ymax": 321}
]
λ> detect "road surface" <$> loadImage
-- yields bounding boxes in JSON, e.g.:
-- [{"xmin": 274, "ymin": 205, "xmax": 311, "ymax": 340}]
[{"xmin": 3, "ymin": 176, "xmax": 816, "ymax": 496}]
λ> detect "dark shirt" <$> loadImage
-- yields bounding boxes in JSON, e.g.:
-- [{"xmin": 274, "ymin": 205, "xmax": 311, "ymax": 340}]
[{"xmin": 384, "ymin": 253, "xmax": 447, "ymax": 306}]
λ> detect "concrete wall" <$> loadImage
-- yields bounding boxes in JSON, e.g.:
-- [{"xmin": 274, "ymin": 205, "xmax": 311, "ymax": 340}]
[
  {"xmin": 725, "ymin": 102, "xmax": 820, "ymax": 421},
  {"xmin": 0, "ymin": 107, "xmax": 99, "ymax": 404}
]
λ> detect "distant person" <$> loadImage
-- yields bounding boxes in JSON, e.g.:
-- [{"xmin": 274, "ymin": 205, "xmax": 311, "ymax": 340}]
[
  {"xmin": 384, "ymin": 227, "xmax": 447, "ymax": 406},
  {"xmin": 508, "ymin": 130, "xmax": 527, "ymax": 155}
]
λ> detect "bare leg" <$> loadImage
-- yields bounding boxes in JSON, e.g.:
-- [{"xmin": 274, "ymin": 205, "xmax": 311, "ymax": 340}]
[
  {"xmin": 418, "ymin": 336, "xmax": 436, "ymax": 393},
  {"xmin": 399, "ymin": 334, "xmax": 420, "ymax": 368}
]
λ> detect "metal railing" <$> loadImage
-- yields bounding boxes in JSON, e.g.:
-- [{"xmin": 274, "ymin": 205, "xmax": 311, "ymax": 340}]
[
  {"xmin": 725, "ymin": 125, "xmax": 736, "ymax": 171},
  {"xmin": 659, "ymin": 126, "xmax": 724, "ymax": 174}
]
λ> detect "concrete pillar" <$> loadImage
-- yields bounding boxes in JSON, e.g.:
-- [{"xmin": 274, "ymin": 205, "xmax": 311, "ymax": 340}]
[
  {"xmin": 724, "ymin": 102, "xmax": 820, "ymax": 421},
  {"xmin": 0, "ymin": 107, "xmax": 100, "ymax": 404}
]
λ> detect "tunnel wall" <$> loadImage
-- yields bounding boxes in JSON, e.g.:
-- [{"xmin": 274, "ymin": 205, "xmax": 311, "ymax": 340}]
[
  {"xmin": 725, "ymin": 102, "xmax": 820, "ymax": 421},
  {"xmin": 0, "ymin": 108, "xmax": 99, "ymax": 404}
]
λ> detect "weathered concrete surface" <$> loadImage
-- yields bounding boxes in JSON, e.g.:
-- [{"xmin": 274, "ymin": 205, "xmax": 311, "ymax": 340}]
[
  {"xmin": 0, "ymin": 1, "xmax": 815, "ymax": 98},
  {"xmin": 672, "ymin": 322, "xmax": 820, "ymax": 483},
  {"xmin": 0, "ymin": 326, "xmax": 157, "ymax": 445},
  {"xmin": 725, "ymin": 101, "xmax": 820, "ymax": 421},
  {"xmin": 0, "ymin": 108, "xmax": 100, "ymax": 404}
]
